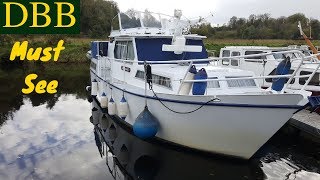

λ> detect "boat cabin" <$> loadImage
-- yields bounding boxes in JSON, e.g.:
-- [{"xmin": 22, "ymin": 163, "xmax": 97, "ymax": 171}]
[{"xmin": 89, "ymin": 11, "xmax": 264, "ymax": 96}]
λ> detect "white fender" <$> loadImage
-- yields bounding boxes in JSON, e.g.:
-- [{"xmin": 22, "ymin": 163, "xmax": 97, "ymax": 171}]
[
  {"xmin": 100, "ymin": 93, "xmax": 108, "ymax": 108},
  {"xmin": 118, "ymin": 96, "xmax": 128, "ymax": 119},
  {"xmin": 91, "ymin": 80, "xmax": 98, "ymax": 96},
  {"xmin": 178, "ymin": 65, "xmax": 197, "ymax": 95},
  {"xmin": 108, "ymin": 97, "xmax": 116, "ymax": 115},
  {"xmin": 86, "ymin": 86, "xmax": 91, "ymax": 92}
]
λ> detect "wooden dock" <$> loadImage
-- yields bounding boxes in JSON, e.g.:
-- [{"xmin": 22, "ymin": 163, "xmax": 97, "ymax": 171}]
[{"xmin": 288, "ymin": 110, "xmax": 320, "ymax": 141}]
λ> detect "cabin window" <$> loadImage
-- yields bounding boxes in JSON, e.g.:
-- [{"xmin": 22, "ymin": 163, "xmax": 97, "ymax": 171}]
[
  {"xmin": 226, "ymin": 76, "xmax": 256, "ymax": 88},
  {"xmin": 207, "ymin": 77, "xmax": 220, "ymax": 88},
  {"xmin": 222, "ymin": 50, "xmax": 230, "ymax": 65},
  {"xmin": 302, "ymin": 50, "xmax": 311, "ymax": 56},
  {"xmin": 222, "ymin": 50, "xmax": 230, "ymax": 57},
  {"xmin": 222, "ymin": 59, "xmax": 230, "ymax": 65},
  {"xmin": 299, "ymin": 71, "xmax": 320, "ymax": 86},
  {"xmin": 114, "ymin": 41, "xmax": 135, "ymax": 60},
  {"xmin": 222, "ymin": 59, "xmax": 230, "ymax": 66},
  {"xmin": 273, "ymin": 52, "xmax": 283, "ymax": 60},
  {"xmin": 135, "ymin": 70, "xmax": 145, "ymax": 79},
  {"xmin": 135, "ymin": 70, "xmax": 172, "ymax": 88},
  {"xmin": 231, "ymin": 60, "xmax": 239, "ymax": 66},
  {"xmin": 231, "ymin": 51, "xmax": 240, "ymax": 66},
  {"xmin": 244, "ymin": 51, "xmax": 266, "ymax": 62},
  {"xmin": 98, "ymin": 42, "xmax": 109, "ymax": 56},
  {"xmin": 231, "ymin": 51, "xmax": 240, "ymax": 56},
  {"xmin": 273, "ymin": 52, "xmax": 297, "ymax": 60},
  {"xmin": 265, "ymin": 69, "xmax": 295, "ymax": 84}
]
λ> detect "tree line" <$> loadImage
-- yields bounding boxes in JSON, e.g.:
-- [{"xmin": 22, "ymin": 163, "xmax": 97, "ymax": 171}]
[{"xmin": 191, "ymin": 13, "xmax": 320, "ymax": 40}]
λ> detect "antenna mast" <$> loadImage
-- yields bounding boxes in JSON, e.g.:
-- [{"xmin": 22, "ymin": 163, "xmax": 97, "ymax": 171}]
[{"xmin": 298, "ymin": 21, "xmax": 319, "ymax": 60}]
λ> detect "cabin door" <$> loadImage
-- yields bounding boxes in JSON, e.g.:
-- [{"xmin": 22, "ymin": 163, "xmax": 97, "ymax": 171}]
[{"xmin": 112, "ymin": 40, "xmax": 135, "ymax": 82}]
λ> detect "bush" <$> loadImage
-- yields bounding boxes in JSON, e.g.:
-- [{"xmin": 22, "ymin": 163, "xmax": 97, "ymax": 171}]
[{"xmin": 0, "ymin": 35, "xmax": 14, "ymax": 45}]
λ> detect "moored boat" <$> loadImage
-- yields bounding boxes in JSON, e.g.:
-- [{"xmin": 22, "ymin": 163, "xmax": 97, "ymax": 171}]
[
  {"xmin": 88, "ymin": 10, "xmax": 319, "ymax": 159},
  {"xmin": 219, "ymin": 46, "xmax": 320, "ymax": 95}
]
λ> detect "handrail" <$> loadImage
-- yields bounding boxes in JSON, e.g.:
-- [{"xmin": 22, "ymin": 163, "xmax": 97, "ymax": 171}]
[
  {"xmin": 300, "ymin": 62, "xmax": 320, "ymax": 90},
  {"xmin": 110, "ymin": 51, "xmax": 320, "ymax": 64},
  {"xmin": 182, "ymin": 75, "xmax": 311, "ymax": 83},
  {"xmin": 282, "ymin": 54, "xmax": 304, "ymax": 93}
]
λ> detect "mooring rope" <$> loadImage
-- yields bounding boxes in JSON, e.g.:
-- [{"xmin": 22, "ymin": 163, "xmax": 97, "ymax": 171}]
[
  {"xmin": 144, "ymin": 63, "xmax": 218, "ymax": 114},
  {"xmin": 150, "ymin": 83, "xmax": 216, "ymax": 114}
]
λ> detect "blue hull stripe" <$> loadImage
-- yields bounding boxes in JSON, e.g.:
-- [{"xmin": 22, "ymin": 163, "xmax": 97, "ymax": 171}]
[{"xmin": 91, "ymin": 70, "xmax": 303, "ymax": 109}]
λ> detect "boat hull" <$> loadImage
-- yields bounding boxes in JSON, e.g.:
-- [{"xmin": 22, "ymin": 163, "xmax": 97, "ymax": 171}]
[{"xmin": 91, "ymin": 72, "xmax": 303, "ymax": 159}]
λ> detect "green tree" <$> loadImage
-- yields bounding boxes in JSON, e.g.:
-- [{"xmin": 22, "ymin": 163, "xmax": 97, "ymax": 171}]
[{"xmin": 80, "ymin": 0, "xmax": 119, "ymax": 37}]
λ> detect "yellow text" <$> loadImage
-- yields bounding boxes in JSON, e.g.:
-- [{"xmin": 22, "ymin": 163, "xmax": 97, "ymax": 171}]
[
  {"xmin": 22, "ymin": 74, "xmax": 58, "ymax": 94},
  {"xmin": 10, "ymin": 40, "xmax": 65, "ymax": 61},
  {"xmin": 3, "ymin": 2, "xmax": 76, "ymax": 28}
]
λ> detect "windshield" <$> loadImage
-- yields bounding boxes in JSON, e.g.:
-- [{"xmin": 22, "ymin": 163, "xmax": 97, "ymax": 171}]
[
  {"xmin": 141, "ymin": 11, "xmax": 162, "ymax": 28},
  {"xmin": 120, "ymin": 12, "xmax": 142, "ymax": 29},
  {"xmin": 112, "ymin": 10, "xmax": 175, "ymax": 30}
]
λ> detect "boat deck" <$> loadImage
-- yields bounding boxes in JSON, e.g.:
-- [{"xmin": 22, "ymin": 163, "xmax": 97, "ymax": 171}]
[{"xmin": 289, "ymin": 110, "xmax": 320, "ymax": 139}]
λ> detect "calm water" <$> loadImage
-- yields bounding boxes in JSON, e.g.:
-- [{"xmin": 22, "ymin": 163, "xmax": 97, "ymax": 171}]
[{"xmin": 0, "ymin": 66, "xmax": 320, "ymax": 180}]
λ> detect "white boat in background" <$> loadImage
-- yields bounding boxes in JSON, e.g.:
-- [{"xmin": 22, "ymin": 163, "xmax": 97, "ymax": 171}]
[
  {"xmin": 86, "ymin": 50, "xmax": 92, "ymax": 59},
  {"xmin": 87, "ymin": 9, "xmax": 320, "ymax": 159},
  {"xmin": 219, "ymin": 46, "xmax": 320, "ymax": 94}
]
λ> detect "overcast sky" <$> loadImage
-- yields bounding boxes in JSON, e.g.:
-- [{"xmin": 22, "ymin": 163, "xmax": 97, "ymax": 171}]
[{"xmin": 114, "ymin": 0, "xmax": 320, "ymax": 25}]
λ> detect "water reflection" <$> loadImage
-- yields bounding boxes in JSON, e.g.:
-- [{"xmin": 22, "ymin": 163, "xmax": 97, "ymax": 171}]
[
  {"xmin": 0, "ymin": 63, "xmax": 90, "ymax": 127},
  {"xmin": 91, "ymin": 99, "xmax": 320, "ymax": 180},
  {"xmin": 0, "ymin": 63, "xmax": 113, "ymax": 179},
  {"xmin": 0, "ymin": 95, "xmax": 112, "ymax": 179}
]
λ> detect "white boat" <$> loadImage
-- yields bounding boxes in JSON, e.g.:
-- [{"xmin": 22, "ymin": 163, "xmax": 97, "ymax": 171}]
[
  {"xmin": 219, "ymin": 46, "xmax": 320, "ymax": 94},
  {"xmin": 88, "ymin": 10, "xmax": 320, "ymax": 159},
  {"xmin": 86, "ymin": 50, "xmax": 92, "ymax": 59}
]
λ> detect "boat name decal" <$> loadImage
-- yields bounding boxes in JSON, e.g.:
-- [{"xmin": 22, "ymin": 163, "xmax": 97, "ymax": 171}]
[{"xmin": 121, "ymin": 66, "xmax": 131, "ymax": 72}]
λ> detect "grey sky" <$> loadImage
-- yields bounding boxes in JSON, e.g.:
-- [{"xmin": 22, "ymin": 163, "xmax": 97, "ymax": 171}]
[{"xmin": 114, "ymin": 0, "xmax": 320, "ymax": 25}]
